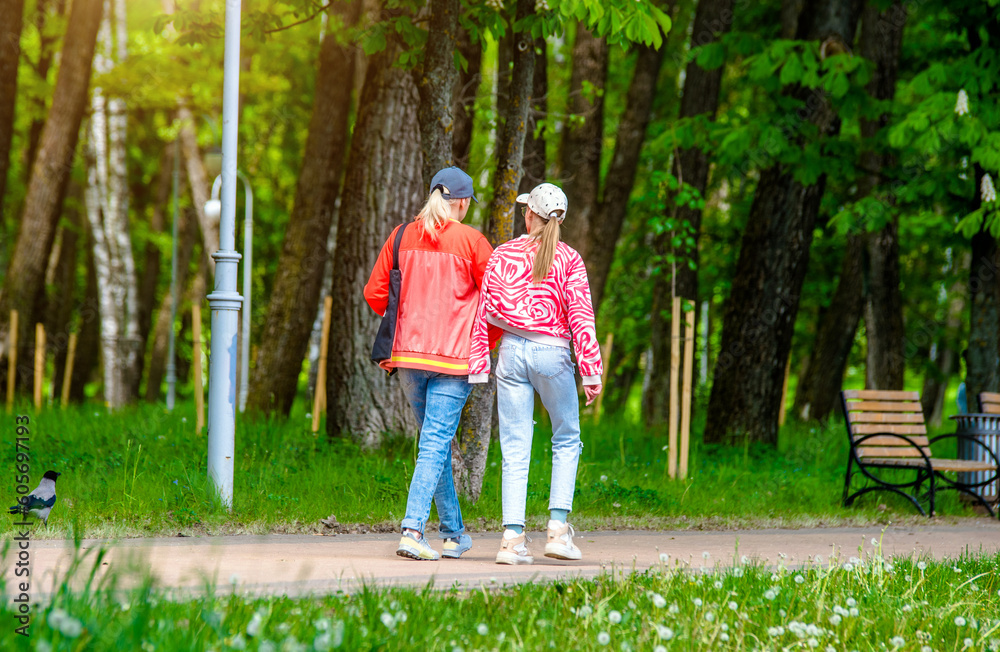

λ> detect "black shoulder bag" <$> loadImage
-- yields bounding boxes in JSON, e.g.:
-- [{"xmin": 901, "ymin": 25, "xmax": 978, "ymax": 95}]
[{"xmin": 370, "ymin": 222, "xmax": 408, "ymax": 374}]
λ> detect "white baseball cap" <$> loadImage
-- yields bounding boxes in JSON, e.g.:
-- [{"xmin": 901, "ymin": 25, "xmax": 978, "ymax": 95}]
[{"xmin": 516, "ymin": 183, "xmax": 567, "ymax": 221}]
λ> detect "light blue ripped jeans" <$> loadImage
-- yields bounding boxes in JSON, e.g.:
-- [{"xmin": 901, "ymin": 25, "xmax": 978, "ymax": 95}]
[{"xmin": 496, "ymin": 333, "xmax": 583, "ymax": 527}]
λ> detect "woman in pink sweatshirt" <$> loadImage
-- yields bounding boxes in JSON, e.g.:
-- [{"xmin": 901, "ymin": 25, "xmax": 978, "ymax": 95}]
[{"xmin": 469, "ymin": 182, "xmax": 603, "ymax": 565}]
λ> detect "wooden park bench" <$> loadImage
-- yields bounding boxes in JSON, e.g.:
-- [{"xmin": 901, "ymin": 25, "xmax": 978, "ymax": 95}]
[
  {"xmin": 979, "ymin": 391, "xmax": 1000, "ymax": 414},
  {"xmin": 841, "ymin": 389, "xmax": 999, "ymax": 517}
]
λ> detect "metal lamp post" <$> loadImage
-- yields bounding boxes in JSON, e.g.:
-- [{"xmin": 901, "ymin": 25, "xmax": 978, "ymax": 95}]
[
  {"xmin": 206, "ymin": 172, "xmax": 253, "ymax": 413},
  {"xmin": 207, "ymin": 0, "xmax": 244, "ymax": 509}
]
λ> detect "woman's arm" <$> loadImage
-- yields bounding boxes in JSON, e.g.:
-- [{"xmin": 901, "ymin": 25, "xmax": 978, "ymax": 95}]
[
  {"xmin": 468, "ymin": 251, "xmax": 500, "ymax": 382},
  {"xmin": 563, "ymin": 252, "xmax": 603, "ymax": 384}
]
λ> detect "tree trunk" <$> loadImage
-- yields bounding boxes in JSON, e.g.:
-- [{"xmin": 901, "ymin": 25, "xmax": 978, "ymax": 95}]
[
  {"xmin": 247, "ymin": 1, "xmax": 360, "ymax": 416},
  {"xmin": 921, "ymin": 287, "xmax": 963, "ymax": 426},
  {"xmin": 645, "ymin": 0, "xmax": 733, "ymax": 424},
  {"xmin": 588, "ymin": 44, "xmax": 664, "ymax": 312},
  {"xmin": 83, "ymin": 0, "xmax": 139, "ymax": 409},
  {"xmin": 22, "ymin": 0, "xmax": 67, "ymax": 186},
  {"xmin": 794, "ymin": 234, "xmax": 864, "ymax": 421},
  {"xmin": 132, "ymin": 144, "xmax": 173, "ymax": 397},
  {"xmin": 0, "ymin": 0, "xmax": 24, "ymax": 221},
  {"xmin": 177, "ymin": 104, "xmax": 217, "ymax": 279},
  {"xmin": 515, "ymin": 37, "xmax": 548, "ymax": 239},
  {"xmin": 558, "ymin": 24, "xmax": 608, "ymax": 259},
  {"xmin": 704, "ymin": 0, "xmax": 861, "ymax": 445},
  {"xmin": 416, "ymin": 0, "xmax": 458, "ymax": 185},
  {"xmin": 146, "ymin": 205, "xmax": 198, "ymax": 401},
  {"xmin": 325, "ymin": 28, "xmax": 423, "ymax": 445},
  {"xmin": 48, "ymin": 194, "xmax": 80, "ymax": 398},
  {"xmin": 452, "ymin": 25, "xmax": 482, "ymax": 170},
  {"xmin": 966, "ymin": 200, "xmax": 999, "ymax": 404},
  {"xmin": 70, "ymin": 225, "xmax": 102, "ymax": 402},
  {"xmin": 859, "ymin": 3, "xmax": 907, "ymax": 391},
  {"xmin": 0, "ymin": 0, "xmax": 103, "ymax": 385},
  {"xmin": 453, "ymin": 0, "xmax": 536, "ymax": 502}
]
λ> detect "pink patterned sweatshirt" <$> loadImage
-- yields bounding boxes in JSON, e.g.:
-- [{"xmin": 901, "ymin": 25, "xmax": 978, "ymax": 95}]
[{"xmin": 469, "ymin": 235, "xmax": 604, "ymax": 385}]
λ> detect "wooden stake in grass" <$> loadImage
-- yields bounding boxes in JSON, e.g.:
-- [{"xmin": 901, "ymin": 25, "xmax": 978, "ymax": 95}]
[
  {"xmin": 61, "ymin": 332, "xmax": 78, "ymax": 406},
  {"xmin": 668, "ymin": 296, "xmax": 681, "ymax": 479},
  {"xmin": 312, "ymin": 296, "xmax": 333, "ymax": 434},
  {"xmin": 593, "ymin": 332, "xmax": 614, "ymax": 421},
  {"xmin": 193, "ymin": 304, "xmax": 204, "ymax": 433},
  {"xmin": 679, "ymin": 302, "xmax": 695, "ymax": 480},
  {"xmin": 6, "ymin": 309, "xmax": 17, "ymax": 411},
  {"xmin": 34, "ymin": 323, "xmax": 46, "ymax": 411},
  {"xmin": 778, "ymin": 355, "xmax": 791, "ymax": 427}
]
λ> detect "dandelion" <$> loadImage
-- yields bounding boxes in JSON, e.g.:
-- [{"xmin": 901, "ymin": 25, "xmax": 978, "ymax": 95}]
[
  {"xmin": 231, "ymin": 634, "xmax": 248, "ymax": 650},
  {"xmin": 657, "ymin": 625, "xmax": 674, "ymax": 640},
  {"xmin": 922, "ymin": 647, "xmax": 933, "ymax": 652},
  {"xmin": 728, "ymin": 601, "xmax": 738, "ymax": 611},
  {"xmin": 597, "ymin": 631, "xmax": 611, "ymax": 646},
  {"xmin": 815, "ymin": 554, "xmax": 823, "ymax": 563},
  {"xmin": 578, "ymin": 605, "xmax": 593, "ymax": 618},
  {"xmin": 654, "ymin": 647, "xmax": 667, "ymax": 652},
  {"xmin": 668, "ymin": 603, "xmax": 680, "ymax": 614},
  {"xmin": 850, "ymin": 608, "xmax": 859, "ymax": 617},
  {"xmin": 380, "ymin": 612, "xmax": 395, "ymax": 630},
  {"xmin": 609, "ymin": 610, "xmax": 622, "ymax": 624},
  {"xmin": 891, "ymin": 636, "xmax": 905, "ymax": 648},
  {"xmin": 733, "ymin": 567, "xmax": 744, "ymax": 577},
  {"xmin": 652, "ymin": 593, "xmax": 667, "ymax": 608},
  {"xmin": 720, "ymin": 632, "xmax": 730, "ymax": 642},
  {"xmin": 693, "ymin": 598, "xmax": 703, "ymax": 607},
  {"xmin": 703, "ymin": 551, "xmax": 711, "ymax": 560},
  {"xmin": 305, "ymin": 413, "xmax": 312, "ymax": 420},
  {"xmin": 903, "ymin": 605, "xmax": 912, "ymax": 612},
  {"xmin": 956, "ymin": 616, "xmax": 967, "ymax": 627},
  {"xmin": 846, "ymin": 598, "xmax": 857, "ymax": 608},
  {"xmin": 795, "ymin": 574, "xmax": 805, "ymax": 584},
  {"xmin": 477, "ymin": 624, "xmax": 488, "ymax": 636},
  {"xmin": 983, "ymin": 174, "xmax": 997, "ymax": 203},
  {"xmin": 905, "ymin": 575, "xmax": 912, "ymax": 582},
  {"xmin": 705, "ymin": 612, "xmax": 716, "ymax": 622},
  {"xmin": 247, "ymin": 611, "xmax": 265, "ymax": 637},
  {"xmin": 600, "ymin": 475, "xmax": 608, "ymax": 482},
  {"xmin": 714, "ymin": 581, "xmax": 723, "ymax": 589},
  {"xmin": 956, "ymin": 89, "xmax": 970, "ymax": 116},
  {"xmin": 659, "ymin": 553, "xmax": 670, "ymax": 563},
  {"xmin": 741, "ymin": 555, "xmax": 749, "ymax": 564},
  {"xmin": 808, "ymin": 638, "xmax": 819, "ymax": 648},
  {"xmin": 764, "ymin": 590, "xmax": 776, "ymax": 600},
  {"xmin": 964, "ymin": 639, "xmax": 974, "ymax": 649},
  {"xmin": 259, "ymin": 641, "xmax": 277, "ymax": 652},
  {"xmin": 829, "ymin": 611, "xmax": 842, "ymax": 625},
  {"xmin": 768, "ymin": 627, "xmax": 780, "ymax": 637},
  {"xmin": 779, "ymin": 609, "xmax": 787, "ymax": 619}
]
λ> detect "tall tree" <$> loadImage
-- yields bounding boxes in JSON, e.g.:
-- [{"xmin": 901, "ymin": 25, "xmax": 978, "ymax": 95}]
[
  {"xmin": 794, "ymin": 1, "xmax": 906, "ymax": 419},
  {"xmin": 0, "ymin": 0, "xmax": 103, "ymax": 384},
  {"xmin": 515, "ymin": 37, "xmax": 548, "ymax": 239},
  {"xmin": 452, "ymin": 0, "xmax": 536, "ymax": 501},
  {"xmin": 452, "ymin": 25, "xmax": 482, "ymax": 170},
  {"xmin": 645, "ymin": 0, "xmax": 733, "ymax": 423},
  {"xmin": 247, "ymin": 1, "xmax": 360, "ymax": 415},
  {"xmin": 416, "ymin": 0, "xmax": 459, "ymax": 185},
  {"xmin": 861, "ymin": 1, "xmax": 907, "ymax": 391},
  {"xmin": 705, "ymin": 0, "xmax": 862, "ymax": 445},
  {"xmin": 0, "ymin": 0, "xmax": 24, "ymax": 220},
  {"xmin": 22, "ymin": 0, "xmax": 67, "ymax": 185},
  {"xmin": 325, "ymin": 20, "xmax": 423, "ymax": 445},
  {"xmin": 558, "ymin": 25, "xmax": 608, "ymax": 260},
  {"xmin": 84, "ymin": 0, "xmax": 140, "ymax": 408}
]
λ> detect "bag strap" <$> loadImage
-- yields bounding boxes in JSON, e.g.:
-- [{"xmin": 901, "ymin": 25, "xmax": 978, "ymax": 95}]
[{"xmin": 392, "ymin": 222, "xmax": 408, "ymax": 271}]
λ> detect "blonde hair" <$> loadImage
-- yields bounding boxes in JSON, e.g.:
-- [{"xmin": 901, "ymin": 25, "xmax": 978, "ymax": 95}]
[
  {"xmin": 529, "ymin": 210, "xmax": 561, "ymax": 282},
  {"xmin": 414, "ymin": 188, "xmax": 453, "ymax": 244}
]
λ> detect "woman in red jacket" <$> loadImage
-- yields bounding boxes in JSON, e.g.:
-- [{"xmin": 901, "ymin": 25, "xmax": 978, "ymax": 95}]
[
  {"xmin": 364, "ymin": 167, "xmax": 497, "ymax": 561},
  {"xmin": 469, "ymin": 182, "xmax": 603, "ymax": 565}
]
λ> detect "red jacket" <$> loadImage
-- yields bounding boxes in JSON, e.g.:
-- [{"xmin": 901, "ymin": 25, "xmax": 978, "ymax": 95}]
[{"xmin": 364, "ymin": 220, "xmax": 499, "ymax": 375}]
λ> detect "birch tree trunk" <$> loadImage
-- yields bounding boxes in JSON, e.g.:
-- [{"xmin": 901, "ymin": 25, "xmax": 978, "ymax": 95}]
[
  {"xmin": 0, "ymin": 0, "xmax": 102, "ymax": 386},
  {"xmin": 452, "ymin": 0, "xmax": 536, "ymax": 501},
  {"xmin": 83, "ymin": 0, "xmax": 139, "ymax": 409},
  {"xmin": 248, "ymin": 1, "xmax": 360, "ymax": 415},
  {"xmin": 704, "ymin": 0, "xmax": 861, "ymax": 445},
  {"xmin": 0, "ymin": 0, "xmax": 24, "ymax": 221},
  {"xmin": 325, "ymin": 26, "xmax": 423, "ymax": 446}
]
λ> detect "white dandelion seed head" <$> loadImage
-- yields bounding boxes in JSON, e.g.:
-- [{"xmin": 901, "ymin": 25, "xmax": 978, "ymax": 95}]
[
  {"xmin": 847, "ymin": 598, "xmax": 857, "ymax": 608},
  {"xmin": 764, "ymin": 590, "xmax": 776, "ymax": 600},
  {"xmin": 477, "ymin": 623, "xmax": 488, "ymax": 636},
  {"xmin": 659, "ymin": 553, "xmax": 670, "ymax": 563},
  {"xmin": 728, "ymin": 601, "xmax": 738, "ymax": 611},
  {"xmin": 956, "ymin": 616, "xmax": 967, "ymax": 627},
  {"xmin": 714, "ymin": 581, "xmax": 723, "ymax": 589},
  {"xmin": 609, "ymin": 610, "xmax": 622, "ymax": 624},
  {"xmin": 600, "ymin": 475, "xmax": 608, "ymax": 482},
  {"xmin": 956, "ymin": 89, "xmax": 970, "ymax": 116},
  {"xmin": 597, "ymin": 631, "xmax": 611, "ymax": 646},
  {"xmin": 733, "ymin": 567, "xmax": 744, "ymax": 577},
  {"xmin": 917, "ymin": 561, "xmax": 927, "ymax": 570},
  {"xmin": 850, "ymin": 607, "xmax": 859, "ymax": 617},
  {"xmin": 964, "ymin": 638, "xmax": 974, "ymax": 649},
  {"xmin": 693, "ymin": 598, "xmax": 703, "ymax": 607},
  {"xmin": 705, "ymin": 612, "xmax": 715, "ymax": 622},
  {"xmin": 830, "ymin": 614, "xmax": 842, "ymax": 625},
  {"xmin": 795, "ymin": 574, "xmax": 805, "ymax": 584},
  {"xmin": 702, "ymin": 551, "xmax": 711, "ymax": 560},
  {"xmin": 654, "ymin": 647, "xmax": 667, "ymax": 652},
  {"xmin": 652, "ymin": 593, "xmax": 667, "ymax": 608},
  {"xmin": 720, "ymin": 632, "xmax": 730, "ymax": 642},
  {"xmin": 668, "ymin": 603, "xmax": 679, "ymax": 614},
  {"xmin": 380, "ymin": 612, "xmax": 395, "ymax": 629},
  {"xmin": 657, "ymin": 625, "xmax": 674, "ymax": 640},
  {"xmin": 578, "ymin": 605, "xmax": 593, "ymax": 618}
]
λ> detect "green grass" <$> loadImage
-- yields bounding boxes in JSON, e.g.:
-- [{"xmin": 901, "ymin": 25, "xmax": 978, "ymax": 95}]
[
  {"xmin": 1, "ymin": 537, "xmax": 998, "ymax": 650},
  {"xmin": 1, "ymin": 396, "xmax": 992, "ymax": 540}
]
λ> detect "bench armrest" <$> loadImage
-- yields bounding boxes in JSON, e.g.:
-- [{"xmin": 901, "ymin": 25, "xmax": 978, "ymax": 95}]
[{"xmin": 928, "ymin": 433, "xmax": 1000, "ymax": 469}]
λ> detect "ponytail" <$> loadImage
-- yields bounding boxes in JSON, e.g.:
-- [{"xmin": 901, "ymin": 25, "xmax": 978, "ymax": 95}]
[
  {"xmin": 530, "ymin": 214, "xmax": 561, "ymax": 282},
  {"xmin": 414, "ymin": 188, "xmax": 452, "ymax": 244}
]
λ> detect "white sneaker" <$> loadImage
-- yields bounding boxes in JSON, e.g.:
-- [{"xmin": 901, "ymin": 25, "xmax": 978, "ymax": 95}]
[
  {"xmin": 495, "ymin": 529, "xmax": 534, "ymax": 565},
  {"xmin": 544, "ymin": 520, "xmax": 582, "ymax": 560}
]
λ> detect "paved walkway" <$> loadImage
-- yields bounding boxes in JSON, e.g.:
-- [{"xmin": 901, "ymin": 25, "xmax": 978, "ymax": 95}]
[{"xmin": 21, "ymin": 523, "xmax": 1000, "ymax": 597}]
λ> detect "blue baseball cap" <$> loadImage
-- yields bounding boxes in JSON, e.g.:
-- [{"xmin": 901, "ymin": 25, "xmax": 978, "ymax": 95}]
[{"xmin": 430, "ymin": 166, "xmax": 479, "ymax": 203}]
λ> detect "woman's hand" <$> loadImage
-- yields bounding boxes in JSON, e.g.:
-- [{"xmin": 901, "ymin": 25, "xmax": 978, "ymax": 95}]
[{"xmin": 584, "ymin": 383, "xmax": 603, "ymax": 406}]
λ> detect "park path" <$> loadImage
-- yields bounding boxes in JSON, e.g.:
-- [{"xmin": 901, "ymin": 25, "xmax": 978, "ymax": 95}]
[{"xmin": 22, "ymin": 523, "xmax": 1000, "ymax": 598}]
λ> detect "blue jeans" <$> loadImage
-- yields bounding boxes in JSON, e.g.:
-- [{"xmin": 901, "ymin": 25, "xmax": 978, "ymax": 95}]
[
  {"xmin": 398, "ymin": 368, "xmax": 472, "ymax": 538},
  {"xmin": 496, "ymin": 334, "xmax": 582, "ymax": 527}
]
